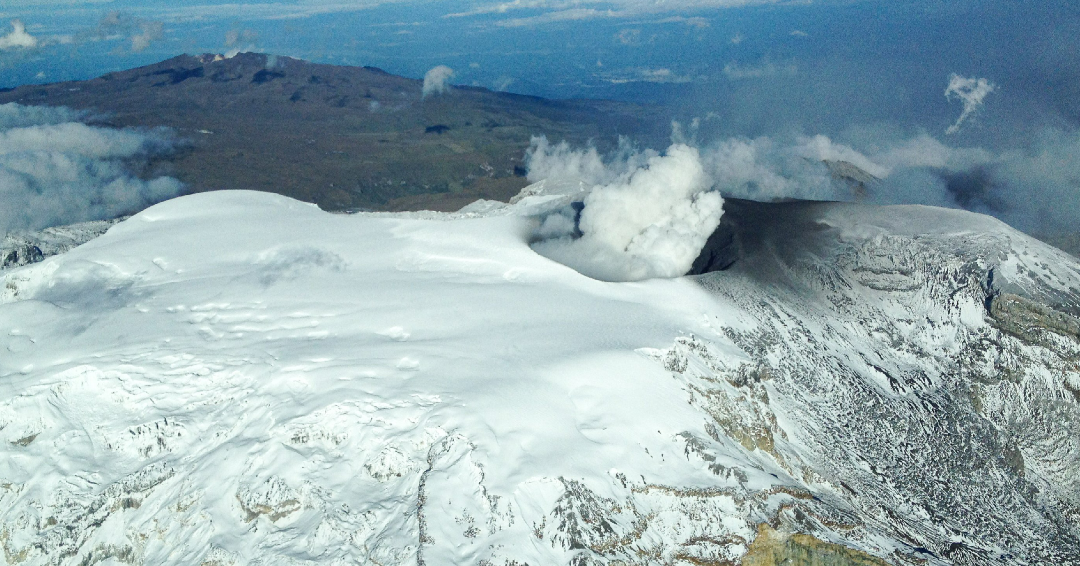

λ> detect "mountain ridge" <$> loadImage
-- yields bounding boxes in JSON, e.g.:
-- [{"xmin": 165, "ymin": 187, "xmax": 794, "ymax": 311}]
[{"xmin": 0, "ymin": 52, "xmax": 669, "ymax": 212}]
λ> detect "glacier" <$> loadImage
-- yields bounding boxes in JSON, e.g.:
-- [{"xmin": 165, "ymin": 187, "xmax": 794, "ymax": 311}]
[{"xmin": 1, "ymin": 189, "xmax": 1078, "ymax": 565}]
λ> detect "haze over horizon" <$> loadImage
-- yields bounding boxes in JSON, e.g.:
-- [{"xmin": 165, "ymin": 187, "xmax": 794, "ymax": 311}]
[
  {"xmin": 2, "ymin": 1, "xmax": 1077, "ymax": 137},
  {"xmin": 1, "ymin": 0, "xmax": 1079, "ymax": 238}
]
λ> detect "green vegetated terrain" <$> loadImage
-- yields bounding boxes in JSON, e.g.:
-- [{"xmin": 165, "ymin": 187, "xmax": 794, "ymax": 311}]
[{"xmin": 0, "ymin": 52, "xmax": 669, "ymax": 212}]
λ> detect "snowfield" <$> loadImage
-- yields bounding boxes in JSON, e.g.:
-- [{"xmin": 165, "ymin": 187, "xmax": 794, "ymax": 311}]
[{"xmin": 1, "ymin": 190, "xmax": 1079, "ymax": 565}]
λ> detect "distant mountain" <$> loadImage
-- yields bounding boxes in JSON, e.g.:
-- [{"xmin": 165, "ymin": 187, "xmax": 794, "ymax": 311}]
[{"xmin": 0, "ymin": 53, "xmax": 669, "ymax": 212}]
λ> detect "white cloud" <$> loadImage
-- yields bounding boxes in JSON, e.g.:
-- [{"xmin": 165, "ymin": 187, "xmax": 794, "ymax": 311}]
[
  {"xmin": 422, "ymin": 65, "xmax": 454, "ymax": 97},
  {"xmin": 129, "ymin": 19, "xmax": 162, "ymax": 52},
  {"xmin": 118, "ymin": 2, "xmax": 397, "ymax": 24},
  {"xmin": 528, "ymin": 121, "xmax": 1080, "ymax": 245},
  {"xmin": 444, "ymin": 0, "xmax": 575, "ymax": 19},
  {"xmin": 0, "ymin": 103, "xmax": 184, "ymax": 236},
  {"xmin": 615, "ymin": 28, "xmax": 640, "ymax": 45},
  {"xmin": 451, "ymin": 0, "xmax": 784, "ymax": 26},
  {"xmin": 3, "ymin": 0, "xmax": 781, "ymax": 32},
  {"xmin": 0, "ymin": 20, "xmax": 38, "ymax": 50},
  {"xmin": 722, "ymin": 59, "xmax": 797, "ymax": 80},
  {"xmin": 990, "ymin": 129, "xmax": 1080, "ymax": 231},
  {"xmin": 0, "ymin": 0, "xmax": 112, "ymax": 5},
  {"xmin": 0, "ymin": 104, "xmax": 84, "ymax": 128},
  {"xmin": 796, "ymin": 134, "xmax": 889, "ymax": 178},
  {"xmin": 89, "ymin": 12, "xmax": 165, "ymax": 53},
  {"xmin": 496, "ymin": 8, "xmax": 614, "ymax": 27},
  {"xmin": 525, "ymin": 137, "xmax": 617, "ymax": 186},
  {"xmin": 654, "ymin": 16, "xmax": 710, "ymax": 28},
  {"xmin": 602, "ymin": 67, "xmax": 694, "ymax": 84},
  {"xmin": 700, "ymin": 136, "xmax": 835, "ymax": 201},
  {"xmin": 872, "ymin": 133, "xmax": 992, "ymax": 171},
  {"xmin": 944, "ymin": 74, "xmax": 995, "ymax": 135}
]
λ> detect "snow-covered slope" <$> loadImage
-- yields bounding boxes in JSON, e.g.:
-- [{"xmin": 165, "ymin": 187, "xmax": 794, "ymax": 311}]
[
  {"xmin": 689, "ymin": 199, "xmax": 1080, "ymax": 564},
  {"xmin": 1, "ymin": 191, "xmax": 1078, "ymax": 565}
]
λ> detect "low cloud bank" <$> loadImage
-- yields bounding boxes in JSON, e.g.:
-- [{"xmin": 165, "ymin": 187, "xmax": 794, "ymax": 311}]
[
  {"xmin": 710, "ymin": 129, "xmax": 1080, "ymax": 234},
  {"xmin": 527, "ymin": 138, "xmax": 724, "ymax": 282},
  {"xmin": 0, "ymin": 104, "xmax": 84, "ymax": 128},
  {"xmin": 525, "ymin": 124, "xmax": 1080, "ymax": 271},
  {"xmin": 0, "ymin": 103, "xmax": 184, "ymax": 236}
]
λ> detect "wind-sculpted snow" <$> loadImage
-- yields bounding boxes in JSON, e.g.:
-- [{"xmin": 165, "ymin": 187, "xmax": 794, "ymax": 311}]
[{"xmin": 0, "ymin": 190, "xmax": 1078, "ymax": 565}]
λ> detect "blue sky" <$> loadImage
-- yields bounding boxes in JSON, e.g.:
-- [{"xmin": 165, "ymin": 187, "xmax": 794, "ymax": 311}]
[
  {"xmin": 0, "ymin": 1, "xmax": 1076, "ymax": 149},
  {"xmin": 2, "ymin": 1, "xmax": 1077, "ymax": 141},
  {"xmin": 1, "ymin": 1, "xmax": 1079, "ymax": 233}
]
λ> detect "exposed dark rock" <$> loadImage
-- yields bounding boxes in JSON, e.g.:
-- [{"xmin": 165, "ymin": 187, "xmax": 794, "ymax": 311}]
[
  {"xmin": 988, "ymin": 292, "xmax": 1080, "ymax": 344},
  {"xmin": 151, "ymin": 66, "xmax": 205, "ymax": 86},
  {"xmin": 251, "ymin": 69, "xmax": 286, "ymax": 84},
  {"xmin": 1, "ymin": 219, "xmax": 119, "ymax": 271},
  {"xmin": 742, "ymin": 524, "xmax": 889, "ymax": 566}
]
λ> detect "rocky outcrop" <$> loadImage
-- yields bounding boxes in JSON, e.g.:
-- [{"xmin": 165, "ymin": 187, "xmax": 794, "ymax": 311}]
[
  {"xmin": 688, "ymin": 200, "xmax": 1080, "ymax": 565},
  {"xmin": 0, "ymin": 242, "xmax": 42, "ymax": 269},
  {"xmin": 1, "ymin": 219, "xmax": 118, "ymax": 270},
  {"xmin": 743, "ymin": 524, "xmax": 889, "ymax": 566},
  {"xmin": 988, "ymin": 292, "xmax": 1080, "ymax": 344},
  {"xmin": 822, "ymin": 160, "xmax": 879, "ymax": 200}
]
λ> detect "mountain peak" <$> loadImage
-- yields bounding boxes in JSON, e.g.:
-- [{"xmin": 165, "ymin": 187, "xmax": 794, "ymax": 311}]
[{"xmin": 1, "ymin": 190, "xmax": 1078, "ymax": 564}]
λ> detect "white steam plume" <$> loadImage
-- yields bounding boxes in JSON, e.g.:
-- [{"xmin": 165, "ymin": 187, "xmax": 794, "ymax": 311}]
[
  {"xmin": 528, "ymin": 139, "xmax": 724, "ymax": 282},
  {"xmin": 945, "ymin": 74, "xmax": 995, "ymax": 135},
  {"xmin": 225, "ymin": 29, "xmax": 258, "ymax": 58},
  {"xmin": 130, "ymin": 20, "xmax": 163, "ymax": 52},
  {"xmin": 527, "ymin": 121, "xmax": 1080, "ymax": 252},
  {"xmin": 526, "ymin": 136, "xmax": 656, "ymax": 187},
  {"xmin": 422, "ymin": 65, "xmax": 455, "ymax": 98},
  {"xmin": 0, "ymin": 103, "xmax": 184, "ymax": 236},
  {"xmin": 0, "ymin": 20, "xmax": 37, "ymax": 50},
  {"xmin": 700, "ymin": 134, "xmax": 889, "ymax": 202}
]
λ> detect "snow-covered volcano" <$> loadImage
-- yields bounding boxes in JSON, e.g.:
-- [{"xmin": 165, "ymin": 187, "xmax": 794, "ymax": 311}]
[{"xmin": 1, "ymin": 190, "xmax": 1078, "ymax": 565}]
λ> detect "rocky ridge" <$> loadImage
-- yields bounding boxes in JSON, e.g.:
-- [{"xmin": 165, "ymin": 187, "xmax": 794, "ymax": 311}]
[{"xmin": 1, "ymin": 220, "xmax": 119, "ymax": 270}]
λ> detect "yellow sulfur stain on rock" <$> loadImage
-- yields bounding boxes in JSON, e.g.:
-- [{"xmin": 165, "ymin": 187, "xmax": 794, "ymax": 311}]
[{"xmin": 743, "ymin": 524, "xmax": 889, "ymax": 566}]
